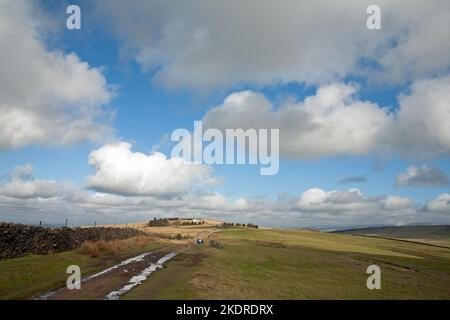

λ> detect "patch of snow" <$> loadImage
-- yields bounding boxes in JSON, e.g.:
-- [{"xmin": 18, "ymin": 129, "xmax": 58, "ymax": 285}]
[
  {"xmin": 84, "ymin": 252, "xmax": 152, "ymax": 281},
  {"xmin": 105, "ymin": 252, "xmax": 178, "ymax": 300}
]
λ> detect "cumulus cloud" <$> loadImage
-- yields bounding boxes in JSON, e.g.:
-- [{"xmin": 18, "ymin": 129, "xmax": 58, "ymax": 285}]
[
  {"xmin": 395, "ymin": 166, "xmax": 449, "ymax": 187},
  {"xmin": 383, "ymin": 196, "xmax": 414, "ymax": 210},
  {"xmin": 295, "ymin": 188, "xmax": 381, "ymax": 213},
  {"xmin": 388, "ymin": 76, "xmax": 450, "ymax": 156},
  {"xmin": 337, "ymin": 176, "xmax": 368, "ymax": 185},
  {"xmin": 204, "ymin": 85, "xmax": 392, "ymax": 158},
  {"xmin": 0, "ymin": 0, "xmax": 115, "ymax": 150},
  {"xmin": 86, "ymin": 142, "xmax": 216, "ymax": 197},
  {"xmin": 290, "ymin": 188, "xmax": 449, "ymax": 228},
  {"xmin": 426, "ymin": 193, "xmax": 450, "ymax": 213},
  {"xmin": 0, "ymin": 165, "xmax": 74, "ymax": 199},
  {"xmin": 0, "ymin": 179, "xmax": 72, "ymax": 200},
  {"xmin": 294, "ymin": 188, "xmax": 419, "ymax": 216},
  {"xmin": 0, "ymin": 166, "xmax": 448, "ymax": 227},
  {"xmin": 94, "ymin": 0, "xmax": 450, "ymax": 90},
  {"xmin": 203, "ymin": 76, "xmax": 450, "ymax": 159}
]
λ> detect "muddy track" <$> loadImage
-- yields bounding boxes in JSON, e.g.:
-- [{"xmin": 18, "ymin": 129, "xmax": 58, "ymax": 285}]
[
  {"xmin": 37, "ymin": 229, "xmax": 220, "ymax": 300},
  {"xmin": 196, "ymin": 229, "xmax": 222, "ymax": 241},
  {"xmin": 40, "ymin": 245, "xmax": 187, "ymax": 300}
]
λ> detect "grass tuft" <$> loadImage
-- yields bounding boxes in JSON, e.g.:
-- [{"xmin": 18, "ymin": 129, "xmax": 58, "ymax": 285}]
[{"xmin": 78, "ymin": 236, "xmax": 152, "ymax": 257}]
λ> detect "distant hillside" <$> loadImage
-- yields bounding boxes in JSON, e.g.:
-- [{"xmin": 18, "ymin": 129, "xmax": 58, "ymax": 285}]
[{"xmin": 333, "ymin": 225, "xmax": 450, "ymax": 247}]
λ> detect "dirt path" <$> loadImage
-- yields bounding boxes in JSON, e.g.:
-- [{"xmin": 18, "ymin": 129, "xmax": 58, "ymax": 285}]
[
  {"xmin": 196, "ymin": 229, "xmax": 221, "ymax": 241},
  {"xmin": 41, "ymin": 244, "xmax": 187, "ymax": 300},
  {"xmin": 39, "ymin": 229, "xmax": 221, "ymax": 300},
  {"xmin": 120, "ymin": 230, "xmax": 222, "ymax": 299}
]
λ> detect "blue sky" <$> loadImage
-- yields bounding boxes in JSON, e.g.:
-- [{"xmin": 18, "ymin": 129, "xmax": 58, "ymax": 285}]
[{"xmin": 0, "ymin": 0, "xmax": 449, "ymax": 228}]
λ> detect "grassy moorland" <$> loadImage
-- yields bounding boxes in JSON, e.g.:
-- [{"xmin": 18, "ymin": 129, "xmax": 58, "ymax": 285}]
[
  {"xmin": 123, "ymin": 228, "xmax": 450, "ymax": 300},
  {"xmin": 113, "ymin": 219, "xmax": 222, "ymax": 239},
  {"xmin": 0, "ymin": 237, "xmax": 163, "ymax": 299},
  {"xmin": 1, "ymin": 225, "xmax": 449, "ymax": 300},
  {"xmin": 334, "ymin": 225, "xmax": 450, "ymax": 248}
]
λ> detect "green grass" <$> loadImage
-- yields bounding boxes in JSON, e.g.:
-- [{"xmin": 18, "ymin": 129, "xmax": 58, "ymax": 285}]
[
  {"xmin": 2, "ymin": 229, "xmax": 450, "ymax": 300},
  {"xmin": 334, "ymin": 225, "xmax": 450, "ymax": 248},
  {"xmin": 124, "ymin": 228, "xmax": 450, "ymax": 299},
  {"xmin": 0, "ymin": 240, "xmax": 162, "ymax": 299},
  {"xmin": 123, "ymin": 248, "xmax": 206, "ymax": 300},
  {"xmin": 0, "ymin": 251, "xmax": 97, "ymax": 299}
]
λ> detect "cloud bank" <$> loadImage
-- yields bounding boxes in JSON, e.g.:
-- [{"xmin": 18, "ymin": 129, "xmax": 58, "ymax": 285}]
[
  {"xmin": 0, "ymin": 1, "xmax": 449, "ymax": 228},
  {"xmin": 203, "ymin": 77, "xmax": 450, "ymax": 159},
  {"xmin": 0, "ymin": 0, "xmax": 115, "ymax": 150},
  {"xmin": 96, "ymin": 0, "xmax": 450, "ymax": 90},
  {"xmin": 395, "ymin": 166, "xmax": 449, "ymax": 188},
  {"xmin": 0, "ymin": 163, "xmax": 448, "ymax": 228}
]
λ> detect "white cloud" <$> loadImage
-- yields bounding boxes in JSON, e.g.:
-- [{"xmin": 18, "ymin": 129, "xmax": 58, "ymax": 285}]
[
  {"xmin": 95, "ymin": 0, "xmax": 450, "ymax": 90},
  {"xmin": 383, "ymin": 196, "xmax": 414, "ymax": 210},
  {"xmin": 203, "ymin": 76, "xmax": 450, "ymax": 159},
  {"xmin": 0, "ymin": 166, "xmax": 448, "ymax": 227},
  {"xmin": 0, "ymin": 0, "xmax": 115, "ymax": 150},
  {"xmin": 0, "ymin": 165, "xmax": 74, "ymax": 199},
  {"xmin": 0, "ymin": 1, "xmax": 449, "ymax": 228},
  {"xmin": 395, "ymin": 166, "xmax": 449, "ymax": 187},
  {"xmin": 388, "ymin": 76, "xmax": 450, "ymax": 156},
  {"xmin": 290, "ymin": 188, "xmax": 449, "ymax": 228},
  {"xmin": 295, "ymin": 188, "xmax": 380, "ymax": 213},
  {"xmin": 426, "ymin": 193, "xmax": 450, "ymax": 213},
  {"xmin": 204, "ymin": 84, "xmax": 392, "ymax": 158},
  {"xmin": 375, "ymin": 2, "xmax": 450, "ymax": 84},
  {"xmin": 86, "ymin": 142, "xmax": 216, "ymax": 197},
  {"xmin": 0, "ymin": 179, "xmax": 72, "ymax": 200}
]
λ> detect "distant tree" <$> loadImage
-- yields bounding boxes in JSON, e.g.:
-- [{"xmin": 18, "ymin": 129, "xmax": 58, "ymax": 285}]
[{"xmin": 148, "ymin": 218, "xmax": 169, "ymax": 227}]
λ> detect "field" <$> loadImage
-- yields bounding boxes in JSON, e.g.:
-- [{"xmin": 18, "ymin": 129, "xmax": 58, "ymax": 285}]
[
  {"xmin": 113, "ymin": 219, "xmax": 222, "ymax": 239},
  {"xmin": 0, "ymin": 236, "xmax": 169, "ymax": 299},
  {"xmin": 124, "ymin": 228, "xmax": 450, "ymax": 299},
  {"xmin": 1, "ymin": 224, "xmax": 449, "ymax": 300},
  {"xmin": 334, "ymin": 225, "xmax": 450, "ymax": 248}
]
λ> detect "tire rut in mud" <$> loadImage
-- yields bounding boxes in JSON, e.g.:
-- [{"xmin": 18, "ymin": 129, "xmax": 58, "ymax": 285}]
[{"xmin": 44, "ymin": 246, "xmax": 186, "ymax": 300}]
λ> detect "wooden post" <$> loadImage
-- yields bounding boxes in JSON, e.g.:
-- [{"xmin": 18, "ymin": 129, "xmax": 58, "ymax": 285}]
[{"xmin": 65, "ymin": 218, "xmax": 68, "ymax": 228}]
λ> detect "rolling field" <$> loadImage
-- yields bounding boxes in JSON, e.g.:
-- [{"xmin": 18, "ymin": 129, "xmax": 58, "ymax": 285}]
[
  {"xmin": 1, "ymin": 226, "xmax": 449, "ymax": 300},
  {"xmin": 124, "ymin": 228, "xmax": 450, "ymax": 300},
  {"xmin": 0, "ymin": 237, "xmax": 169, "ymax": 299},
  {"xmin": 334, "ymin": 225, "xmax": 450, "ymax": 248},
  {"xmin": 112, "ymin": 219, "xmax": 222, "ymax": 239}
]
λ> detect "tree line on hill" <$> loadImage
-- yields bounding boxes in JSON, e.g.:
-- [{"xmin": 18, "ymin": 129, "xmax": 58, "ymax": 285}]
[
  {"xmin": 147, "ymin": 217, "xmax": 258, "ymax": 229},
  {"xmin": 147, "ymin": 217, "xmax": 205, "ymax": 227},
  {"xmin": 219, "ymin": 222, "xmax": 259, "ymax": 229},
  {"xmin": 148, "ymin": 218, "xmax": 170, "ymax": 227},
  {"xmin": 182, "ymin": 220, "xmax": 205, "ymax": 226}
]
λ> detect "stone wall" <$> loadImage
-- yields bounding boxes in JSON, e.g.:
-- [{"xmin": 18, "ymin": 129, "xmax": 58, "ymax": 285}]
[{"xmin": 0, "ymin": 222, "xmax": 145, "ymax": 260}]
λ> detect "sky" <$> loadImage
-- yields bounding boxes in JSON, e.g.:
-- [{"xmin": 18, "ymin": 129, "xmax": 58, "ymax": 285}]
[{"xmin": 0, "ymin": 0, "xmax": 449, "ymax": 229}]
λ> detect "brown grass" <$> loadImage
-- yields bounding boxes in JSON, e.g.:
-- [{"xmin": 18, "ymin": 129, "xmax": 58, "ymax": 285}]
[
  {"xmin": 106, "ymin": 219, "xmax": 224, "ymax": 239},
  {"xmin": 78, "ymin": 236, "xmax": 152, "ymax": 258}
]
